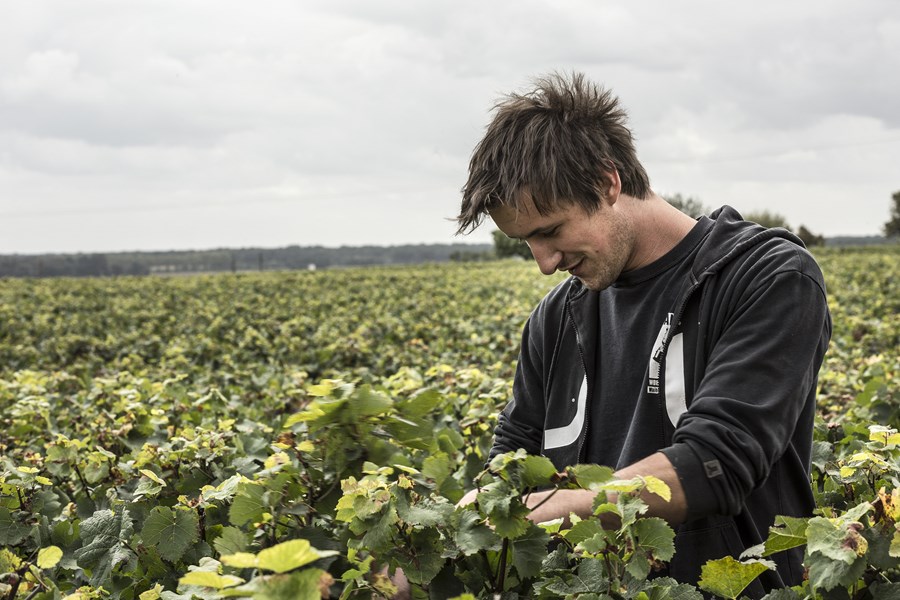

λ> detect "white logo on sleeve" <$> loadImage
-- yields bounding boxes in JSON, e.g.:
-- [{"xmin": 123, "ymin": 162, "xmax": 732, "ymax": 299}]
[{"xmin": 543, "ymin": 375, "xmax": 588, "ymax": 449}]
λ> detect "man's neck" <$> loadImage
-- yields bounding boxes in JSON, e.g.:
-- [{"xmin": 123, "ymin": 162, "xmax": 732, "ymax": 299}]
[{"xmin": 627, "ymin": 194, "xmax": 700, "ymax": 271}]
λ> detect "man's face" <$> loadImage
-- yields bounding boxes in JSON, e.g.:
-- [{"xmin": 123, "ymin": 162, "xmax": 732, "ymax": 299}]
[{"xmin": 489, "ymin": 194, "xmax": 637, "ymax": 291}]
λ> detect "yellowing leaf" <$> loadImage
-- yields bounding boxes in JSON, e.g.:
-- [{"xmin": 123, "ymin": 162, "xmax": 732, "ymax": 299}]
[
  {"xmin": 284, "ymin": 406, "xmax": 325, "ymax": 426},
  {"xmin": 139, "ymin": 469, "xmax": 166, "ymax": 486},
  {"xmin": 308, "ymin": 381, "xmax": 337, "ymax": 396},
  {"xmin": 256, "ymin": 539, "xmax": 339, "ymax": 573},
  {"xmin": 222, "ymin": 540, "xmax": 338, "ymax": 574},
  {"xmin": 699, "ymin": 556, "xmax": 774, "ymax": 600},
  {"xmin": 840, "ymin": 466, "xmax": 856, "ymax": 478},
  {"xmin": 17, "ymin": 466, "xmax": 38, "ymax": 474},
  {"xmin": 890, "ymin": 525, "xmax": 900, "ymax": 558},
  {"xmin": 220, "ymin": 552, "xmax": 258, "ymax": 569},
  {"xmin": 178, "ymin": 571, "xmax": 245, "ymax": 589},
  {"xmin": 138, "ymin": 584, "xmax": 163, "ymax": 600},
  {"xmin": 643, "ymin": 476, "xmax": 672, "ymax": 502},
  {"xmin": 263, "ymin": 452, "xmax": 289, "ymax": 470},
  {"xmin": 37, "ymin": 545, "xmax": 63, "ymax": 569}
]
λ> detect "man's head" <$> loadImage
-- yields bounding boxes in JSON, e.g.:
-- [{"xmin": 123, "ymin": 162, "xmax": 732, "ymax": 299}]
[{"xmin": 456, "ymin": 72, "xmax": 650, "ymax": 235}]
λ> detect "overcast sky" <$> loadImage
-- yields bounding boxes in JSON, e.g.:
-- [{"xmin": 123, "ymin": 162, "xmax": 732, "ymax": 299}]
[{"xmin": 1, "ymin": 1, "xmax": 898, "ymax": 254}]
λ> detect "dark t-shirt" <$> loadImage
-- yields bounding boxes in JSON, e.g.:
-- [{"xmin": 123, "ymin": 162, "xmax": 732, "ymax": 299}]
[{"xmin": 586, "ymin": 216, "xmax": 714, "ymax": 468}]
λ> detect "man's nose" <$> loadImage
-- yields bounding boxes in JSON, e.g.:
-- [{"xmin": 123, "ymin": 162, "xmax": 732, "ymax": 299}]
[{"xmin": 528, "ymin": 241, "xmax": 561, "ymax": 276}]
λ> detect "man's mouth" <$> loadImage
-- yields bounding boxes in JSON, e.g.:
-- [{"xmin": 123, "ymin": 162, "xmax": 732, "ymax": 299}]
[{"xmin": 561, "ymin": 258, "xmax": 583, "ymax": 275}]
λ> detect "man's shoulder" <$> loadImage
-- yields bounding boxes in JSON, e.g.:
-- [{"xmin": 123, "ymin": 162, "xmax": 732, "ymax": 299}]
[
  {"xmin": 701, "ymin": 207, "xmax": 824, "ymax": 284},
  {"xmin": 525, "ymin": 276, "xmax": 580, "ymax": 331}
]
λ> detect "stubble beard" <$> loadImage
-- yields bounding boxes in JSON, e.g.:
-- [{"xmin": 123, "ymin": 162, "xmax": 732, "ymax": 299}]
[{"xmin": 578, "ymin": 212, "xmax": 636, "ymax": 292}]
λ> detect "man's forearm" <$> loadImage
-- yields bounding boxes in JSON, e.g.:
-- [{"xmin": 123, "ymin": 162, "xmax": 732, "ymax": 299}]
[
  {"xmin": 613, "ymin": 451, "xmax": 688, "ymax": 525},
  {"xmin": 524, "ymin": 452, "xmax": 688, "ymax": 527}
]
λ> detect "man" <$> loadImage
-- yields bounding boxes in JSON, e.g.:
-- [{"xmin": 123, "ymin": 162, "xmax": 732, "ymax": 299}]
[{"xmin": 455, "ymin": 72, "xmax": 831, "ymax": 594}]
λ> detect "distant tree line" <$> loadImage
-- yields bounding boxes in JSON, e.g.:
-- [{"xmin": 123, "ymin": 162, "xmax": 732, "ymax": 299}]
[
  {"xmin": 0, "ymin": 243, "xmax": 493, "ymax": 279},
  {"xmin": 664, "ymin": 193, "xmax": 829, "ymax": 247}
]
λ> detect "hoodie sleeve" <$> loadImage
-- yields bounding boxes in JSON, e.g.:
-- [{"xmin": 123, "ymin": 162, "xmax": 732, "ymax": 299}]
[
  {"xmin": 661, "ymin": 244, "xmax": 831, "ymax": 520},
  {"xmin": 490, "ymin": 309, "xmax": 547, "ymax": 459}
]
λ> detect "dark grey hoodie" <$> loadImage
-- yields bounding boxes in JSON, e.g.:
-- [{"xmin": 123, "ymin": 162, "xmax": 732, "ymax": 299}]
[{"xmin": 490, "ymin": 206, "xmax": 831, "ymax": 594}]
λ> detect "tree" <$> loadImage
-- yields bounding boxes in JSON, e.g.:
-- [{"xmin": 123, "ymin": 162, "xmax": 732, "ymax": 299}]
[
  {"xmin": 743, "ymin": 210, "xmax": 793, "ymax": 231},
  {"xmin": 797, "ymin": 225, "xmax": 825, "ymax": 248},
  {"xmin": 885, "ymin": 190, "xmax": 900, "ymax": 237},
  {"xmin": 664, "ymin": 193, "xmax": 708, "ymax": 218},
  {"xmin": 492, "ymin": 230, "xmax": 533, "ymax": 260}
]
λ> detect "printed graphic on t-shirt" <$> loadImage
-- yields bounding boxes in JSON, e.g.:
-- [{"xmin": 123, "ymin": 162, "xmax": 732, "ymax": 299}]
[
  {"xmin": 543, "ymin": 375, "xmax": 588, "ymax": 449},
  {"xmin": 647, "ymin": 313, "xmax": 687, "ymax": 425}
]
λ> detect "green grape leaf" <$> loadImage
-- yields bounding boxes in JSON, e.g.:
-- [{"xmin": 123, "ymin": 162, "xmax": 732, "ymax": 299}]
[
  {"xmin": 395, "ymin": 495, "xmax": 454, "ymax": 528},
  {"xmin": 478, "ymin": 481, "xmax": 531, "ymax": 539},
  {"xmin": 253, "ymin": 568, "xmax": 333, "ymax": 600},
  {"xmin": 214, "ymin": 526, "xmax": 249, "ymax": 557},
  {"xmin": 634, "ymin": 517, "xmax": 676, "ymax": 562},
  {"xmin": 0, "ymin": 507, "xmax": 30, "ymax": 546},
  {"xmin": 580, "ymin": 531, "xmax": 616, "ymax": 554},
  {"xmin": 349, "ymin": 386, "xmax": 392, "ymax": 417},
  {"xmin": 73, "ymin": 508, "xmax": 135, "ymax": 586},
  {"xmin": 490, "ymin": 502, "xmax": 531, "ymax": 540},
  {"xmin": 141, "ymin": 506, "xmax": 200, "ymax": 563},
  {"xmin": 761, "ymin": 516, "xmax": 809, "ymax": 557},
  {"xmin": 397, "ymin": 389, "xmax": 443, "ymax": 419},
  {"xmin": 454, "ymin": 510, "xmax": 501, "ymax": 556},
  {"xmin": 626, "ymin": 551, "xmax": 652, "ymax": 581},
  {"xmin": 520, "ymin": 455, "xmax": 557, "ymax": 488},
  {"xmin": 806, "ymin": 516, "xmax": 867, "ymax": 563},
  {"xmin": 646, "ymin": 578, "xmax": 704, "ymax": 600},
  {"xmin": 396, "ymin": 528, "xmax": 444, "ymax": 585},
  {"xmin": 807, "ymin": 554, "xmax": 867, "ymax": 591},
  {"xmin": 359, "ymin": 505, "xmax": 399, "ymax": 552},
  {"xmin": 544, "ymin": 558, "xmax": 606, "ymax": 595},
  {"xmin": 564, "ymin": 518, "xmax": 604, "ymax": 546},
  {"xmin": 570, "ymin": 464, "xmax": 615, "ymax": 489},
  {"xmin": 511, "ymin": 522, "xmax": 550, "ymax": 579},
  {"xmin": 229, "ymin": 482, "xmax": 268, "ymax": 526},
  {"xmin": 201, "ymin": 475, "xmax": 244, "ymax": 502},
  {"xmin": 477, "ymin": 481, "xmax": 513, "ymax": 516},
  {"xmin": 421, "ymin": 453, "xmax": 452, "ymax": 485},
  {"xmin": 698, "ymin": 556, "xmax": 773, "ymax": 600}
]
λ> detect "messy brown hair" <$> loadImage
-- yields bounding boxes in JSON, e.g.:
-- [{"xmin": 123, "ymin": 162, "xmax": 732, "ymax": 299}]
[{"xmin": 457, "ymin": 72, "xmax": 651, "ymax": 234}]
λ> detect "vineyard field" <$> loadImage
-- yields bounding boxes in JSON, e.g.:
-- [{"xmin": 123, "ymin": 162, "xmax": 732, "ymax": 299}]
[{"xmin": 0, "ymin": 247, "xmax": 898, "ymax": 599}]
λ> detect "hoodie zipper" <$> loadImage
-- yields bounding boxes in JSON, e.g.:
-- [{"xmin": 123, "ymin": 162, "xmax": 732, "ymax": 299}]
[{"xmin": 564, "ymin": 295, "xmax": 590, "ymax": 463}]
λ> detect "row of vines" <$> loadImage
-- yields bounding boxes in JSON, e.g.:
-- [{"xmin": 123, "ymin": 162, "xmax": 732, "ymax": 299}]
[{"xmin": 0, "ymin": 248, "xmax": 898, "ymax": 600}]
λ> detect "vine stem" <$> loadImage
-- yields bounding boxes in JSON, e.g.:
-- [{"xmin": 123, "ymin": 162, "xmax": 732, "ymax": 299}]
[
  {"xmin": 479, "ymin": 549, "xmax": 498, "ymax": 591},
  {"xmin": 72, "ymin": 463, "xmax": 93, "ymax": 501},
  {"xmin": 496, "ymin": 538, "xmax": 509, "ymax": 592},
  {"xmin": 526, "ymin": 487, "xmax": 560, "ymax": 515}
]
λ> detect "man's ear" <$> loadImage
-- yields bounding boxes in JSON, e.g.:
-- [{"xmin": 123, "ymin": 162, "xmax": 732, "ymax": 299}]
[{"xmin": 602, "ymin": 168, "xmax": 622, "ymax": 206}]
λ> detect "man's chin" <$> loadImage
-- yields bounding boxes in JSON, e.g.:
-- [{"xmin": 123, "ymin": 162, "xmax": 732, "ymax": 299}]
[{"xmin": 575, "ymin": 274, "xmax": 612, "ymax": 292}]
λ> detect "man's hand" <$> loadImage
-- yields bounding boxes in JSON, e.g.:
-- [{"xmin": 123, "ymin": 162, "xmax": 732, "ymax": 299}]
[{"xmin": 517, "ymin": 452, "xmax": 688, "ymax": 527}]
